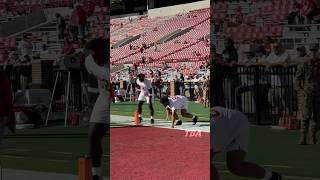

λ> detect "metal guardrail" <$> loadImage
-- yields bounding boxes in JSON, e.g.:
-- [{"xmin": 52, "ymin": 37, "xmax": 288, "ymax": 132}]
[
  {"xmin": 211, "ymin": 64, "xmax": 298, "ymax": 125},
  {"xmin": 113, "ymin": 80, "xmax": 208, "ymax": 101}
]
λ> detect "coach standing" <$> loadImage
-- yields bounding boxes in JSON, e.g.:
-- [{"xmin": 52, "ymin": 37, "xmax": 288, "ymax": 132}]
[{"xmin": 296, "ymin": 43, "xmax": 320, "ymax": 145}]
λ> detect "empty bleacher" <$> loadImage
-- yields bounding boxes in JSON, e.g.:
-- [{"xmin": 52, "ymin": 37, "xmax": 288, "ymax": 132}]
[{"xmin": 110, "ymin": 8, "xmax": 210, "ymax": 77}]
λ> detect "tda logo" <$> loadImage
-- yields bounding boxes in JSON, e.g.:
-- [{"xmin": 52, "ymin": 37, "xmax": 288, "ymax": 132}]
[{"xmin": 184, "ymin": 130, "xmax": 202, "ymax": 137}]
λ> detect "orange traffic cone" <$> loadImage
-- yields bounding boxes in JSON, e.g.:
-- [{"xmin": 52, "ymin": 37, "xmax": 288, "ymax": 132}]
[
  {"xmin": 79, "ymin": 156, "xmax": 92, "ymax": 180},
  {"xmin": 134, "ymin": 112, "xmax": 139, "ymax": 126}
]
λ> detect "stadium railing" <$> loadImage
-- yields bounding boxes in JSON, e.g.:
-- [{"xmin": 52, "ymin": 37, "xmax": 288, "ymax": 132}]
[
  {"xmin": 212, "ymin": 64, "xmax": 298, "ymax": 125},
  {"xmin": 112, "ymin": 80, "xmax": 208, "ymax": 102}
]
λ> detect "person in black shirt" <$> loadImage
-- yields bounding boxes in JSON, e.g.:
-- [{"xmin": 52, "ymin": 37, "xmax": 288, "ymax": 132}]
[
  {"xmin": 56, "ymin": 13, "xmax": 66, "ymax": 40},
  {"xmin": 221, "ymin": 38, "xmax": 239, "ymax": 109}
]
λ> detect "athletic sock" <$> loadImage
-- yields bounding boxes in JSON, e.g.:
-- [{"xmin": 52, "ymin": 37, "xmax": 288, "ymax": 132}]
[
  {"xmin": 138, "ymin": 114, "xmax": 141, "ymax": 118},
  {"xmin": 151, "ymin": 116, "xmax": 153, "ymax": 119},
  {"xmin": 192, "ymin": 116, "xmax": 195, "ymax": 119},
  {"xmin": 92, "ymin": 167, "xmax": 101, "ymax": 177},
  {"xmin": 261, "ymin": 169, "xmax": 272, "ymax": 180}
]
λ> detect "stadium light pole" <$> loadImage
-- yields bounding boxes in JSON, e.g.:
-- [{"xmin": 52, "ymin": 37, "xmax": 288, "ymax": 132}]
[{"xmin": 147, "ymin": 0, "xmax": 149, "ymax": 11}]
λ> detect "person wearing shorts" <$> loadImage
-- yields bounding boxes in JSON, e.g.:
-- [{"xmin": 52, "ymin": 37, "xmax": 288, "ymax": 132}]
[
  {"xmin": 160, "ymin": 95, "xmax": 198, "ymax": 128},
  {"xmin": 136, "ymin": 73, "xmax": 154, "ymax": 124},
  {"xmin": 85, "ymin": 38, "xmax": 110, "ymax": 180},
  {"xmin": 211, "ymin": 106, "xmax": 282, "ymax": 180}
]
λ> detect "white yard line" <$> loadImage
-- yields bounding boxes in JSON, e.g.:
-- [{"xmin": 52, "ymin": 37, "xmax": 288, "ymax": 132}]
[
  {"xmin": 0, "ymin": 155, "xmax": 24, "ymax": 159},
  {"xmin": 220, "ymin": 170, "xmax": 320, "ymax": 180},
  {"xmin": 111, "ymin": 115, "xmax": 210, "ymax": 132},
  {"xmin": 48, "ymin": 151, "xmax": 73, "ymax": 155},
  {"xmin": 215, "ymin": 161, "xmax": 291, "ymax": 168},
  {"xmin": 48, "ymin": 159, "xmax": 71, "ymax": 163},
  {"xmin": 5, "ymin": 148, "xmax": 29, "ymax": 152}
]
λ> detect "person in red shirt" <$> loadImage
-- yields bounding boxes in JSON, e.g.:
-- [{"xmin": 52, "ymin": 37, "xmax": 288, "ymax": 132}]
[
  {"xmin": 0, "ymin": 69, "xmax": 15, "ymax": 143},
  {"xmin": 76, "ymin": 4, "xmax": 87, "ymax": 40},
  {"xmin": 62, "ymin": 37, "xmax": 75, "ymax": 55},
  {"xmin": 303, "ymin": 0, "xmax": 320, "ymax": 23}
]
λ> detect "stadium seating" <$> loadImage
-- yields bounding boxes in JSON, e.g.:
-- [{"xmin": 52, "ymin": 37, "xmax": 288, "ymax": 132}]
[{"xmin": 111, "ymin": 8, "xmax": 210, "ymax": 77}]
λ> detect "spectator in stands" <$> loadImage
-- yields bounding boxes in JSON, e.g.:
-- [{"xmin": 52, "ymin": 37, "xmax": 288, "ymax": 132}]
[
  {"xmin": 265, "ymin": 43, "xmax": 293, "ymax": 116},
  {"xmin": 178, "ymin": 73, "xmax": 185, "ymax": 95},
  {"xmin": 154, "ymin": 71, "xmax": 162, "ymax": 98},
  {"xmin": 235, "ymin": 6, "xmax": 244, "ymax": 24},
  {"xmin": 62, "ymin": 37, "xmax": 75, "ymax": 55},
  {"xmin": 222, "ymin": 38, "xmax": 239, "ymax": 108},
  {"xmin": 265, "ymin": 42, "xmax": 290, "ymax": 65},
  {"xmin": 0, "ymin": 69, "xmax": 15, "ymax": 144},
  {"xmin": 18, "ymin": 34, "xmax": 33, "ymax": 63},
  {"xmin": 263, "ymin": 36, "xmax": 274, "ymax": 56},
  {"xmin": 235, "ymin": 45, "xmax": 270, "ymax": 120},
  {"xmin": 303, "ymin": 0, "xmax": 320, "ymax": 23},
  {"xmin": 289, "ymin": 2, "xmax": 304, "ymax": 24},
  {"xmin": 296, "ymin": 45, "xmax": 308, "ymax": 59},
  {"xmin": 255, "ymin": 39, "xmax": 267, "ymax": 58},
  {"xmin": 56, "ymin": 13, "xmax": 66, "ymax": 40},
  {"xmin": 76, "ymin": 4, "xmax": 87, "ymax": 40},
  {"xmin": 213, "ymin": 20, "xmax": 222, "ymax": 34},
  {"xmin": 69, "ymin": 6, "xmax": 79, "ymax": 42}
]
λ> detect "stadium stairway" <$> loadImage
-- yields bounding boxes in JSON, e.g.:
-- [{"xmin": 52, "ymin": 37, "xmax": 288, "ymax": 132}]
[
  {"xmin": 112, "ymin": 34, "xmax": 141, "ymax": 48},
  {"xmin": 158, "ymin": 27, "xmax": 192, "ymax": 44}
]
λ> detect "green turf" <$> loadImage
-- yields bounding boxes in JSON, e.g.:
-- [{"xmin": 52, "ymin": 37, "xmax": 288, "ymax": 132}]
[
  {"xmin": 111, "ymin": 100, "xmax": 210, "ymax": 122},
  {"xmin": 1, "ymin": 126, "xmax": 109, "ymax": 176},
  {"xmin": 213, "ymin": 126, "xmax": 320, "ymax": 180}
]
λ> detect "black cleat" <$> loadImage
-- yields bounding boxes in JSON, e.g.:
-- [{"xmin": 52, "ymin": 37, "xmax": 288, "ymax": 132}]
[
  {"xmin": 192, "ymin": 116, "xmax": 198, "ymax": 125},
  {"xmin": 270, "ymin": 172, "xmax": 282, "ymax": 180},
  {"xmin": 175, "ymin": 120, "xmax": 182, "ymax": 126},
  {"xmin": 150, "ymin": 118, "xmax": 154, "ymax": 124},
  {"xmin": 139, "ymin": 117, "xmax": 143, "ymax": 123},
  {"xmin": 92, "ymin": 175, "xmax": 101, "ymax": 180}
]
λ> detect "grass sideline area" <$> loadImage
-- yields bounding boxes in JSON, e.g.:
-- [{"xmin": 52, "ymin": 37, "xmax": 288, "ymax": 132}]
[
  {"xmin": 1, "ymin": 126, "xmax": 109, "ymax": 176},
  {"xmin": 214, "ymin": 126, "xmax": 320, "ymax": 180},
  {"xmin": 111, "ymin": 100, "xmax": 210, "ymax": 122}
]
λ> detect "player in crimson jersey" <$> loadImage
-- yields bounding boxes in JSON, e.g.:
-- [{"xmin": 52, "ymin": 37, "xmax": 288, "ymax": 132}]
[{"xmin": 160, "ymin": 95, "xmax": 198, "ymax": 128}]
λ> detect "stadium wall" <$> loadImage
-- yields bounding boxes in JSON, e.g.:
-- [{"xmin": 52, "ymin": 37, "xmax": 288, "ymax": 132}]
[
  {"xmin": 147, "ymin": 0, "xmax": 209, "ymax": 18},
  {"xmin": 44, "ymin": 7, "xmax": 72, "ymax": 21},
  {"xmin": 0, "ymin": 10, "xmax": 47, "ymax": 37}
]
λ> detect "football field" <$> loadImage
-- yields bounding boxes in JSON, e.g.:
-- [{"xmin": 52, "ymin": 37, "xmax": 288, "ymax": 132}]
[
  {"xmin": 112, "ymin": 101, "xmax": 320, "ymax": 179},
  {"xmin": 1, "ymin": 125, "xmax": 109, "ymax": 178},
  {"xmin": 2, "ymin": 101, "xmax": 319, "ymax": 179},
  {"xmin": 111, "ymin": 100, "xmax": 210, "ymax": 122},
  {"xmin": 214, "ymin": 126, "xmax": 320, "ymax": 180}
]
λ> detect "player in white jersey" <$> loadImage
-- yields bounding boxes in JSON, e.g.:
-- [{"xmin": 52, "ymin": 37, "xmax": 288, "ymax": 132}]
[
  {"xmin": 159, "ymin": 95, "xmax": 198, "ymax": 128},
  {"xmin": 85, "ymin": 38, "xmax": 110, "ymax": 180},
  {"xmin": 136, "ymin": 73, "xmax": 154, "ymax": 124},
  {"xmin": 211, "ymin": 106, "xmax": 282, "ymax": 180}
]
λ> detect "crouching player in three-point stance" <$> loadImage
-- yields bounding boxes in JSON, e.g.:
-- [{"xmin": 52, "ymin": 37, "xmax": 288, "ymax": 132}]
[
  {"xmin": 160, "ymin": 95, "xmax": 198, "ymax": 128},
  {"xmin": 211, "ymin": 106, "xmax": 282, "ymax": 180},
  {"xmin": 136, "ymin": 73, "xmax": 155, "ymax": 124},
  {"xmin": 85, "ymin": 38, "xmax": 110, "ymax": 180}
]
